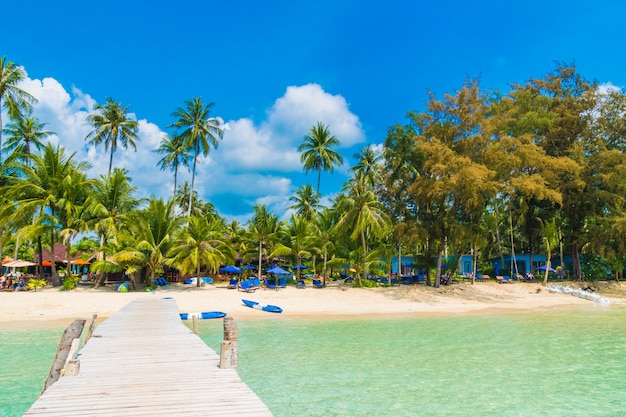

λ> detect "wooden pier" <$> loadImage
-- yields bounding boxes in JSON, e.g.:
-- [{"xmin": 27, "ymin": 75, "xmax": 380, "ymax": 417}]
[{"xmin": 25, "ymin": 297, "xmax": 273, "ymax": 416}]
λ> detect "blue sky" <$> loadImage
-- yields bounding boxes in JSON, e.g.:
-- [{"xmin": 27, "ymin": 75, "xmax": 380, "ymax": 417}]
[{"xmin": 3, "ymin": 0, "xmax": 626, "ymax": 222}]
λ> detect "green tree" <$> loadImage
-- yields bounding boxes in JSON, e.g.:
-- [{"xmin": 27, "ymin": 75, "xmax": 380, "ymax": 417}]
[
  {"xmin": 289, "ymin": 184, "xmax": 318, "ymax": 220},
  {"xmin": 298, "ymin": 122, "xmax": 343, "ymax": 211},
  {"xmin": 154, "ymin": 132, "xmax": 191, "ymax": 200},
  {"xmin": 89, "ymin": 168, "xmax": 139, "ymax": 286},
  {"xmin": 271, "ymin": 214, "xmax": 314, "ymax": 280},
  {"xmin": 169, "ymin": 98, "xmax": 223, "ymax": 216},
  {"xmin": 335, "ymin": 177, "xmax": 391, "ymax": 286},
  {"xmin": 3, "ymin": 112, "xmax": 52, "ymax": 166},
  {"xmin": 5, "ymin": 143, "xmax": 91, "ymax": 286},
  {"xmin": 170, "ymin": 216, "xmax": 234, "ymax": 287},
  {"xmin": 350, "ymin": 145, "xmax": 382, "ymax": 188},
  {"xmin": 85, "ymin": 97, "xmax": 139, "ymax": 177},
  {"xmin": 248, "ymin": 204, "xmax": 280, "ymax": 275},
  {"xmin": 115, "ymin": 198, "xmax": 183, "ymax": 286},
  {"xmin": 313, "ymin": 207, "xmax": 340, "ymax": 285},
  {"xmin": 0, "ymin": 56, "xmax": 37, "ymax": 165}
]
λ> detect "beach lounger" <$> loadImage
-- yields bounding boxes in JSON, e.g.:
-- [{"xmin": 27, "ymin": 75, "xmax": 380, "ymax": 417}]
[
  {"xmin": 278, "ymin": 277, "xmax": 287, "ymax": 288},
  {"xmin": 264, "ymin": 279, "xmax": 277, "ymax": 290},
  {"xmin": 227, "ymin": 278, "xmax": 238, "ymax": 289},
  {"xmin": 312, "ymin": 279, "xmax": 324, "ymax": 288},
  {"xmin": 238, "ymin": 280, "xmax": 256, "ymax": 292},
  {"xmin": 496, "ymin": 275, "xmax": 514, "ymax": 284},
  {"xmin": 296, "ymin": 279, "xmax": 306, "ymax": 288}
]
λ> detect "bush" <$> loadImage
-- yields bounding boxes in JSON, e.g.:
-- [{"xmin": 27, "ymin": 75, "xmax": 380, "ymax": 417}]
[
  {"xmin": 354, "ymin": 278, "xmax": 378, "ymax": 288},
  {"xmin": 62, "ymin": 276, "xmax": 79, "ymax": 291},
  {"xmin": 27, "ymin": 278, "xmax": 47, "ymax": 291}
]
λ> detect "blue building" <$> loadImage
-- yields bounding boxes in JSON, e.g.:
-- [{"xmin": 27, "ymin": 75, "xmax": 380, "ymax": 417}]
[{"xmin": 491, "ymin": 254, "xmax": 547, "ymax": 275}]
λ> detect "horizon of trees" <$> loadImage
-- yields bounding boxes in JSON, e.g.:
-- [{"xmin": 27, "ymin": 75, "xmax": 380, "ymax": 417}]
[{"xmin": 2, "ymin": 57, "xmax": 626, "ymax": 287}]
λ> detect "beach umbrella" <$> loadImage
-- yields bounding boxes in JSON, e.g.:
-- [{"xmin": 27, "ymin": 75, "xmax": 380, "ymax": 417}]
[
  {"xmin": 4, "ymin": 259, "xmax": 36, "ymax": 268},
  {"xmin": 242, "ymin": 265, "xmax": 256, "ymax": 271},
  {"xmin": 219, "ymin": 265, "xmax": 241, "ymax": 274},
  {"xmin": 70, "ymin": 259, "xmax": 91, "ymax": 265},
  {"xmin": 267, "ymin": 265, "xmax": 290, "ymax": 275},
  {"xmin": 535, "ymin": 265, "xmax": 557, "ymax": 273},
  {"xmin": 291, "ymin": 265, "xmax": 307, "ymax": 270}
]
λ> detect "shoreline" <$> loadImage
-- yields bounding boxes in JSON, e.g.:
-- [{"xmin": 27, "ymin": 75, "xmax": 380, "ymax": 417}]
[{"xmin": 1, "ymin": 281, "xmax": 624, "ymax": 329}]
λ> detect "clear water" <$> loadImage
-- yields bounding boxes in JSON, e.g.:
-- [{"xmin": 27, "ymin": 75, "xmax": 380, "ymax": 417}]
[
  {"xmin": 3, "ymin": 308, "xmax": 626, "ymax": 417},
  {"xmin": 0, "ymin": 328, "xmax": 63, "ymax": 417}
]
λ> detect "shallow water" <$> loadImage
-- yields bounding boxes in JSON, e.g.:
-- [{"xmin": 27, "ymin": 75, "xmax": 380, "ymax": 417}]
[{"xmin": 3, "ymin": 308, "xmax": 626, "ymax": 417}]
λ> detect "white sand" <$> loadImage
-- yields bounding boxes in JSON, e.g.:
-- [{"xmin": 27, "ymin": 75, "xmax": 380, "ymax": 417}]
[{"xmin": 2, "ymin": 280, "xmax": 624, "ymax": 329}]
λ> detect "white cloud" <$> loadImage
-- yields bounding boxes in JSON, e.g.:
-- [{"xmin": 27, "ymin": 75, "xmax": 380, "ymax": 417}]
[
  {"xmin": 267, "ymin": 83, "xmax": 365, "ymax": 147},
  {"xmin": 15, "ymin": 74, "xmax": 364, "ymax": 220},
  {"xmin": 597, "ymin": 82, "xmax": 621, "ymax": 95}
]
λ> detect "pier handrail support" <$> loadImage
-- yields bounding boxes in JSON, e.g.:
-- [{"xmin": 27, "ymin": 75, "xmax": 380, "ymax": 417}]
[
  {"xmin": 42, "ymin": 318, "xmax": 86, "ymax": 393},
  {"xmin": 220, "ymin": 316, "xmax": 238, "ymax": 370}
]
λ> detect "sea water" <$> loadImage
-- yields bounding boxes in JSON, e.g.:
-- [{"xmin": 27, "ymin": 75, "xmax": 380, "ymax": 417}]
[{"xmin": 3, "ymin": 308, "xmax": 626, "ymax": 417}]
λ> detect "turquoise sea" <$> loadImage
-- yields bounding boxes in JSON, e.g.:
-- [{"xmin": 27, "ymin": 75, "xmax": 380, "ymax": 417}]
[{"xmin": 2, "ymin": 308, "xmax": 625, "ymax": 417}]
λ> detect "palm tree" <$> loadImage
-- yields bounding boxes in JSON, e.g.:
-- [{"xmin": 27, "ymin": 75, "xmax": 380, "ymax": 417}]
[
  {"xmin": 3, "ymin": 112, "xmax": 52, "ymax": 166},
  {"xmin": 0, "ymin": 56, "xmax": 37, "ymax": 165},
  {"xmin": 289, "ymin": 184, "xmax": 318, "ymax": 220},
  {"xmin": 350, "ymin": 145, "xmax": 382, "ymax": 188},
  {"xmin": 169, "ymin": 98, "xmax": 223, "ymax": 216},
  {"xmin": 335, "ymin": 176, "xmax": 391, "ymax": 286},
  {"xmin": 89, "ymin": 168, "xmax": 139, "ymax": 286},
  {"xmin": 313, "ymin": 207, "xmax": 339, "ymax": 285},
  {"xmin": 4, "ymin": 143, "xmax": 91, "ymax": 286},
  {"xmin": 271, "ymin": 214, "xmax": 313, "ymax": 280},
  {"xmin": 170, "ymin": 216, "xmax": 234, "ymax": 287},
  {"xmin": 248, "ymin": 204, "xmax": 280, "ymax": 275},
  {"xmin": 175, "ymin": 181, "xmax": 203, "ymax": 216},
  {"xmin": 115, "ymin": 198, "xmax": 183, "ymax": 286},
  {"xmin": 298, "ymin": 122, "xmax": 344, "ymax": 211},
  {"xmin": 154, "ymin": 132, "xmax": 191, "ymax": 199},
  {"xmin": 85, "ymin": 97, "xmax": 139, "ymax": 177}
]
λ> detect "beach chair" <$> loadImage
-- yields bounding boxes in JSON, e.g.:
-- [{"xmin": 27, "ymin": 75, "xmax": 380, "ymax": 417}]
[
  {"xmin": 238, "ymin": 280, "xmax": 256, "ymax": 292},
  {"xmin": 227, "ymin": 278, "xmax": 238, "ymax": 289},
  {"xmin": 278, "ymin": 277, "xmax": 287, "ymax": 288},
  {"xmin": 296, "ymin": 279, "xmax": 306, "ymax": 288},
  {"xmin": 251, "ymin": 277, "xmax": 261, "ymax": 289},
  {"xmin": 312, "ymin": 279, "xmax": 324, "ymax": 288},
  {"xmin": 496, "ymin": 275, "xmax": 514, "ymax": 284},
  {"xmin": 264, "ymin": 279, "xmax": 277, "ymax": 290},
  {"xmin": 475, "ymin": 274, "xmax": 490, "ymax": 282}
]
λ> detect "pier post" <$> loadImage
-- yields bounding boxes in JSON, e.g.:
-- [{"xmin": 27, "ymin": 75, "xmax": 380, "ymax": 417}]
[
  {"xmin": 220, "ymin": 317, "xmax": 238, "ymax": 370},
  {"xmin": 85, "ymin": 314, "xmax": 98, "ymax": 344},
  {"xmin": 192, "ymin": 315, "xmax": 199, "ymax": 335},
  {"xmin": 42, "ymin": 318, "xmax": 86, "ymax": 393}
]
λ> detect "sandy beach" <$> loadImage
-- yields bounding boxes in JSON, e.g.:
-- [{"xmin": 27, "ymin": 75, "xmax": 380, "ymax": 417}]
[{"xmin": 2, "ymin": 280, "xmax": 625, "ymax": 329}]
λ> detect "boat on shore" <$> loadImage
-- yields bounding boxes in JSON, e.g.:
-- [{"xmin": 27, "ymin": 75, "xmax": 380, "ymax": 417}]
[
  {"xmin": 179, "ymin": 311, "xmax": 227, "ymax": 320},
  {"xmin": 242, "ymin": 299, "xmax": 283, "ymax": 313}
]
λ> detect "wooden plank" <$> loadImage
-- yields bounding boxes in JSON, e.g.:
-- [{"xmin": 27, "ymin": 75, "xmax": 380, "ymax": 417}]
[{"xmin": 25, "ymin": 298, "xmax": 273, "ymax": 417}]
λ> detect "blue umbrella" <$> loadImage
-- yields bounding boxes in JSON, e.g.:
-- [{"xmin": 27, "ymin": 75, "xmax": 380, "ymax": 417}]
[
  {"xmin": 292, "ymin": 265, "xmax": 307, "ymax": 270},
  {"xmin": 535, "ymin": 265, "xmax": 557, "ymax": 273},
  {"xmin": 219, "ymin": 265, "xmax": 241, "ymax": 274},
  {"xmin": 242, "ymin": 265, "xmax": 256, "ymax": 271},
  {"xmin": 267, "ymin": 265, "xmax": 290, "ymax": 275}
]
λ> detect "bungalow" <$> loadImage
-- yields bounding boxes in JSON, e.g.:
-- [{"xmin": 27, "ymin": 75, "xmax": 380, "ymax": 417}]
[{"xmin": 491, "ymin": 254, "xmax": 547, "ymax": 276}]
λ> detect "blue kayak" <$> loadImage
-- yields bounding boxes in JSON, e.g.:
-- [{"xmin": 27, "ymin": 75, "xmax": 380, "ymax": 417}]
[
  {"xmin": 242, "ymin": 299, "xmax": 283, "ymax": 313},
  {"xmin": 179, "ymin": 311, "xmax": 227, "ymax": 320}
]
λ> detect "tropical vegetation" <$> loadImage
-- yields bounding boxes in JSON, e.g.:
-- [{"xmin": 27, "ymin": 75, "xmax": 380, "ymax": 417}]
[{"xmin": 2, "ymin": 57, "xmax": 626, "ymax": 288}]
